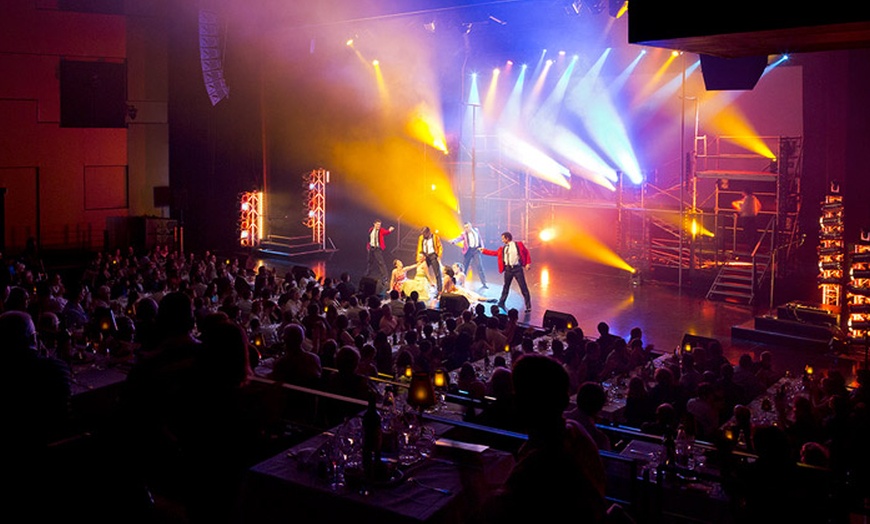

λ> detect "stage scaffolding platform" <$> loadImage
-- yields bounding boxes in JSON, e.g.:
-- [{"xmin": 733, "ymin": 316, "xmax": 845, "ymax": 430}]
[{"xmin": 452, "ymin": 133, "xmax": 803, "ymax": 305}]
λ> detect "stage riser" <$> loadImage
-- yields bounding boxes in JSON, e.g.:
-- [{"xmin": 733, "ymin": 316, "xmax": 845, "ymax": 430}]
[
  {"xmin": 754, "ymin": 316, "xmax": 835, "ymax": 341},
  {"xmin": 731, "ymin": 323, "xmax": 831, "ymax": 351},
  {"xmin": 776, "ymin": 306, "xmax": 838, "ymax": 327}
]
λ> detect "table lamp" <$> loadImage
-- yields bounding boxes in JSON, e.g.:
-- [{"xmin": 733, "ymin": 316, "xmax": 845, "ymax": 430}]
[
  {"xmin": 407, "ymin": 372, "xmax": 436, "ymax": 412},
  {"xmin": 433, "ymin": 368, "xmax": 448, "ymax": 389}
]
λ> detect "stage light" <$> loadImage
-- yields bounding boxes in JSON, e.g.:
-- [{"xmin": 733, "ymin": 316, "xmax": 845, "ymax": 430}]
[
  {"xmin": 372, "ymin": 59, "xmax": 379, "ymax": 66},
  {"xmin": 571, "ymin": 0, "xmax": 582, "ymax": 15},
  {"xmin": 423, "ymin": 20, "xmax": 436, "ymax": 33},
  {"xmin": 346, "ymin": 38, "xmax": 354, "ymax": 47},
  {"xmin": 539, "ymin": 228, "xmax": 556, "ymax": 242}
]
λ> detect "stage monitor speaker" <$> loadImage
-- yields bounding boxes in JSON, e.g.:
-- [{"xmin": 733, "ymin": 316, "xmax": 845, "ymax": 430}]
[
  {"xmin": 699, "ymin": 54, "xmax": 768, "ymax": 91},
  {"xmin": 358, "ymin": 277, "xmax": 378, "ymax": 298},
  {"xmin": 680, "ymin": 334, "xmax": 721, "ymax": 354},
  {"xmin": 543, "ymin": 310, "xmax": 578, "ymax": 331},
  {"xmin": 439, "ymin": 293, "xmax": 470, "ymax": 316}
]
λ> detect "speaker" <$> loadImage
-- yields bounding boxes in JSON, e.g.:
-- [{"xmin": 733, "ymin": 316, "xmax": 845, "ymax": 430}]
[
  {"xmin": 153, "ymin": 186, "xmax": 171, "ymax": 208},
  {"xmin": 699, "ymin": 54, "xmax": 768, "ymax": 91},
  {"xmin": 543, "ymin": 310, "xmax": 578, "ymax": 331},
  {"xmin": 439, "ymin": 293, "xmax": 470, "ymax": 316},
  {"xmin": 358, "ymin": 277, "xmax": 378, "ymax": 298},
  {"xmin": 680, "ymin": 334, "xmax": 721, "ymax": 354}
]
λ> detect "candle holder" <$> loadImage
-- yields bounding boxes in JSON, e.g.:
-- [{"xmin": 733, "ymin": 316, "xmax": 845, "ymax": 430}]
[{"xmin": 407, "ymin": 372, "xmax": 436, "ymax": 413}]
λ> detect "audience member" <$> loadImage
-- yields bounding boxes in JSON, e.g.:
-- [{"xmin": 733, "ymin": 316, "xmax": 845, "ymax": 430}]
[
  {"xmin": 565, "ymin": 381, "xmax": 612, "ymax": 451},
  {"xmin": 0, "ymin": 310, "xmax": 72, "ymax": 451},
  {"xmin": 478, "ymin": 354, "xmax": 611, "ymax": 523},
  {"xmin": 269, "ymin": 323, "xmax": 322, "ymax": 388},
  {"xmin": 732, "ymin": 353, "xmax": 765, "ymax": 404},
  {"xmin": 623, "ymin": 375, "xmax": 656, "ymax": 429}
]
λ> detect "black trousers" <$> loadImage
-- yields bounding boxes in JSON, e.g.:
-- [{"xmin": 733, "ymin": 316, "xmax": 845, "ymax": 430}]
[
  {"xmin": 366, "ymin": 248, "xmax": 388, "ymax": 286},
  {"xmin": 499, "ymin": 265, "xmax": 531, "ymax": 309},
  {"xmin": 739, "ymin": 215, "xmax": 759, "ymax": 250},
  {"xmin": 425, "ymin": 253, "xmax": 442, "ymax": 292}
]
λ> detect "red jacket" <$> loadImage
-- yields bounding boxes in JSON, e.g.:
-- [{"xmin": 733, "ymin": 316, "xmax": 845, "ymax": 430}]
[
  {"xmin": 481, "ymin": 241, "xmax": 531, "ymax": 273},
  {"xmin": 366, "ymin": 226, "xmax": 393, "ymax": 251}
]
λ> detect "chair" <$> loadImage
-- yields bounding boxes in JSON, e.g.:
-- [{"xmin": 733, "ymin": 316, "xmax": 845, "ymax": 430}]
[{"xmin": 601, "ymin": 450, "xmax": 644, "ymax": 521}]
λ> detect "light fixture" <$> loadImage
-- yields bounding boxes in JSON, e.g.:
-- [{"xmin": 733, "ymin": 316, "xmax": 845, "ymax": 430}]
[
  {"xmin": 433, "ymin": 368, "xmax": 447, "ymax": 388},
  {"xmin": 407, "ymin": 372, "xmax": 436, "ymax": 412}
]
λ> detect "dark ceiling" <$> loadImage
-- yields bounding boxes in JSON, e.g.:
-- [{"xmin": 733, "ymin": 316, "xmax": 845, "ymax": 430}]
[{"xmin": 626, "ymin": 0, "xmax": 870, "ymax": 59}]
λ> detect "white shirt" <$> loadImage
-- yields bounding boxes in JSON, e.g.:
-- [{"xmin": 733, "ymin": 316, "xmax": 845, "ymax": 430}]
[
  {"xmin": 504, "ymin": 242, "xmax": 519, "ymax": 266},
  {"xmin": 370, "ymin": 227, "xmax": 379, "ymax": 247},
  {"xmin": 467, "ymin": 229, "xmax": 478, "ymax": 249},
  {"xmin": 422, "ymin": 237, "xmax": 435, "ymax": 255}
]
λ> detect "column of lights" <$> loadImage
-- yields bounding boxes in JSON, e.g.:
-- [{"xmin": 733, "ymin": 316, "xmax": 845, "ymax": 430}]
[
  {"xmin": 239, "ymin": 190, "xmax": 263, "ymax": 247},
  {"xmin": 847, "ymin": 233, "xmax": 870, "ymax": 339},
  {"xmin": 303, "ymin": 168, "xmax": 328, "ymax": 249},
  {"xmin": 817, "ymin": 186, "xmax": 844, "ymax": 309}
]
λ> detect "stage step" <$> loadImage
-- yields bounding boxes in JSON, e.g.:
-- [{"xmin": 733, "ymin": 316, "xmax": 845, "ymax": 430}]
[
  {"xmin": 256, "ymin": 235, "xmax": 337, "ymax": 257},
  {"xmin": 706, "ymin": 258, "xmax": 769, "ymax": 305}
]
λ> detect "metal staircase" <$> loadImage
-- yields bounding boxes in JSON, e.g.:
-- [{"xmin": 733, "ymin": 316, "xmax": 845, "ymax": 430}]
[
  {"xmin": 705, "ymin": 258, "xmax": 766, "ymax": 304},
  {"xmin": 706, "ymin": 214, "xmax": 777, "ymax": 304}
]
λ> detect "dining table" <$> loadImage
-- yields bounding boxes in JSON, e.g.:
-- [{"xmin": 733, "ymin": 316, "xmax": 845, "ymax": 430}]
[
  {"xmin": 68, "ymin": 350, "xmax": 131, "ymax": 430},
  {"xmin": 617, "ymin": 437, "xmax": 732, "ymax": 522},
  {"xmin": 238, "ymin": 419, "xmax": 515, "ymax": 524}
]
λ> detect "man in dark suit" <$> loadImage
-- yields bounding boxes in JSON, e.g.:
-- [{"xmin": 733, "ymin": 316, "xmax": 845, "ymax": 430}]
[
  {"xmin": 451, "ymin": 221, "xmax": 488, "ymax": 289},
  {"xmin": 480, "ymin": 231, "xmax": 532, "ymax": 313},
  {"xmin": 365, "ymin": 219, "xmax": 394, "ymax": 290}
]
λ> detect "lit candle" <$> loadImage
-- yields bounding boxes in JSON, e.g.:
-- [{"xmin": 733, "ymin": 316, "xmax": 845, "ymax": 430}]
[
  {"xmin": 404, "ymin": 365, "xmax": 413, "ymax": 378},
  {"xmin": 433, "ymin": 369, "xmax": 446, "ymax": 388},
  {"xmin": 805, "ymin": 365, "xmax": 814, "ymax": 376}
]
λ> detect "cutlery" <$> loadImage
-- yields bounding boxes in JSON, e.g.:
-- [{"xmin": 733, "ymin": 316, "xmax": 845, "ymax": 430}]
[{"xmin": 406, "ymin": 476, "xmax": 451, "ymax": 495}]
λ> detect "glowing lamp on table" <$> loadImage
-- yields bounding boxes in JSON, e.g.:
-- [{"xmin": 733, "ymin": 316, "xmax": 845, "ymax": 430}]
[{"xmin": 407, "ymin": 372, "xmax": 436, "ymax": 412}]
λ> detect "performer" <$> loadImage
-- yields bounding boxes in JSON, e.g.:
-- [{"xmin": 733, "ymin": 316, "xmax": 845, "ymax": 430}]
[
  {"xmin": 480, "ymin": 231, "xmax": 532, "ymax": 313},
  {"xmin": 442, "ymin": 265, "xmax": 495, "ymax": 303},
  {"xmin": 451, "ymin": 222, "xmax": 488, "ymax": 289},
  {"xmin": 732, "ymin": 188, "xmax": 762, "ymax": 250},
  {"xmin": 417, "ymin": 226, "xmax": 443, "ymax": 294},
  {"xmin": 401, "ymin": 253, "xmax": 431, "ymax": 302},
  {"xmin": 365, "ymin": 219, "xmax": 394, "ymax": 290},
  {"xmin": 389, "ymin": 259, "xmax": 413, "ymax": 295}
]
